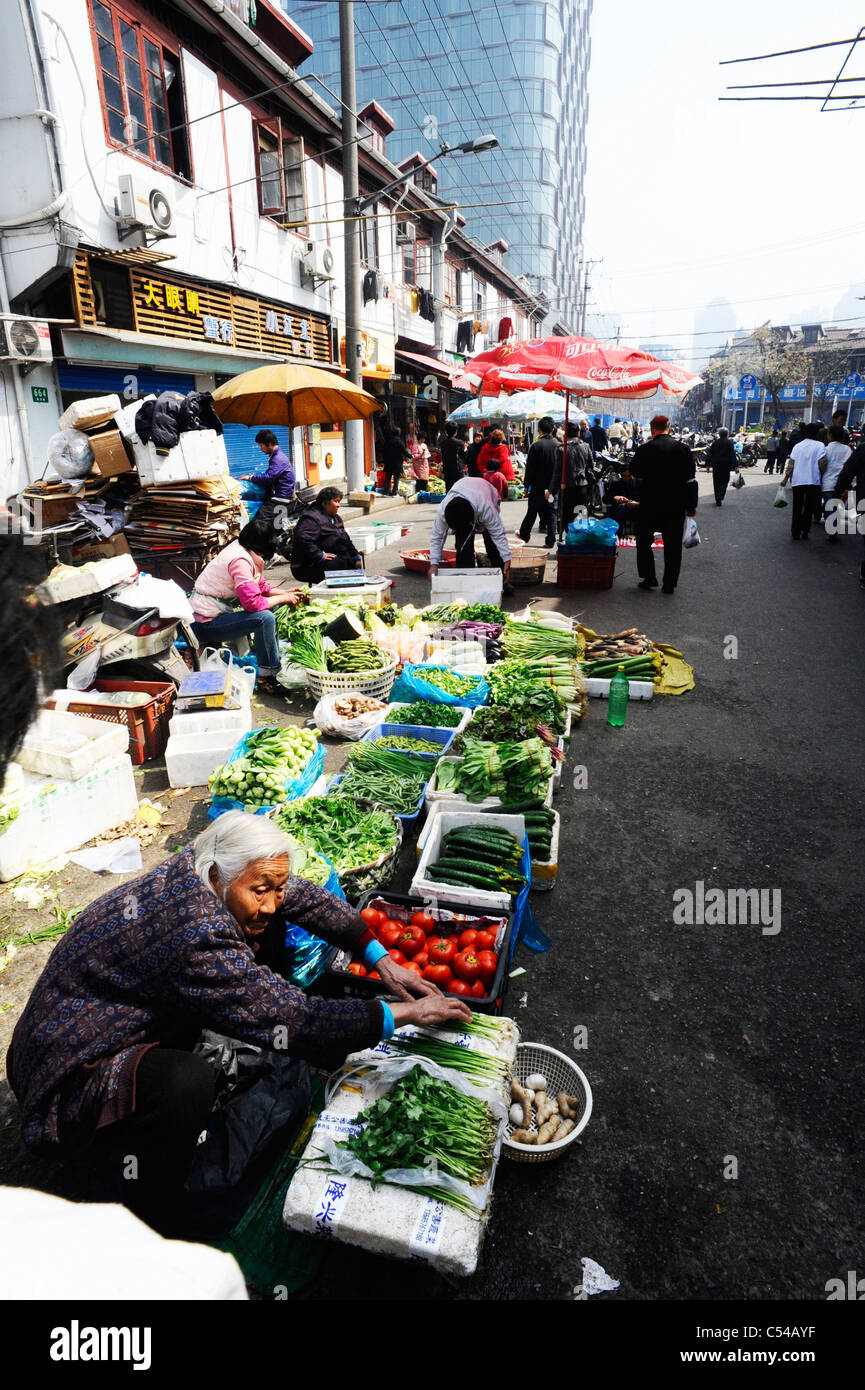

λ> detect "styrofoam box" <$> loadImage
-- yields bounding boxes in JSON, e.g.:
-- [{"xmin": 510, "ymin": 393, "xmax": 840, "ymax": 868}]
[
  {"xmin": 16, "ymin": 710, "xmax": 128, "ymax": 781},
  {"xmin": 309, "ymin": 577, "xmax": 393, "ymax": 610},
  {"xmin": 165, "ymin": 728, "xmax": 246, "ymax": 788},
  {"xmin": 411, "ymin": 810, "xmax": 528, "ymax": 913},
  {"xmin": 37, "ymin": 553, "xmax": 138, "ymax": 605},
  {"xmin": 425, "ymin": 758, "xmax": 554, "ymax": 809},
  {"xmin": 430, "ymin": 567, "xmax": 503, "ymax": 608},
  {"xmin": 283, "ymin": 1017, "xmax": 519, "ymax": 1275},
  {"xmin": 114, "ymin": 396, "xmax": 154, "ymax": 439},
  {"xmin": 0, "ymin": 753, "xmax": 138, "ymax": 881},
  {"xmin": 180, "ymin": 429, "xmax": 229, "ymax": 481},
  {"xmin": 385, "ymin": 703, "xmax": 472, "ymax": 735},
  {"xmin": 59, "ymin": 394, "xmax": 122, "ymax": 432},
  {"xmin": 168, "ymin": 694, "xmax": 251, "ymax": 740},
  {"xmin": 131, "ymin": 437, "xmax": 187, "ymax": 486},
  {"xmin": 585, "ymin": 678, "xmax": 654, "ymax": 700}
]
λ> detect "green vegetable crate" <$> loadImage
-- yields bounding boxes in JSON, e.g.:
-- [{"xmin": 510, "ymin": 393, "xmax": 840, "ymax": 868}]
[{"xmin": 411, "ymin": 811, "xmax": 532, "ymax": 915}]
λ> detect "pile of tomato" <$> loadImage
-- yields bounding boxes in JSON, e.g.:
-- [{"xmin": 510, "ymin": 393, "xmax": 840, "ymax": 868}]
[{"xmin": 345, "ymin": 905, "xmax": 500, "ymax": 998}]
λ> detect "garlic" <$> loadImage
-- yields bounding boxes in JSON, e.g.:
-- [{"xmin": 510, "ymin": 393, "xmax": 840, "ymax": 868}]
[
  {"xmin": 525, "ymin": 1072, "xmax": 548, "ymax": 1092},
  {"xmin": 509, "ymin": 1103, "xmax": 525, "ymax": 1126}
]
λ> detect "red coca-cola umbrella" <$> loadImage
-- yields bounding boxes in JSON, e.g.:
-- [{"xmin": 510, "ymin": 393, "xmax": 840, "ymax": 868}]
[{"xmin": 453, "ymin": 336, "xmax": 702, "ymax": 502}]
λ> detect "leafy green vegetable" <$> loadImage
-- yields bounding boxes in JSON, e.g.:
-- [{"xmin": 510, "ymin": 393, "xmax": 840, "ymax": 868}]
[
  {"xmin": 274, "ymin": 795, "xmax": 398, "ymax": 872},
  {"xmin": 391, "ymin": 700, "xmax": 462, "ymax": 728}
]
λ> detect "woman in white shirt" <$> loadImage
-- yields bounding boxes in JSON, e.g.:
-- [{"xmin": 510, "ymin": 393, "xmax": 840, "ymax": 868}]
[
  {"xmin": 780, "ymin": 422, "xmax": 826, "ymax": 539},
  {"xmin": 819, "ymin": 425, "xmax": 851, "ymax": 535}
]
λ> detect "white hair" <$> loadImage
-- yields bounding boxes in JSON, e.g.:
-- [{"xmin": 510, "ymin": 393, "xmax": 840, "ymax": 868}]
[{"xmin": 194, "ymin": 811, "xmax": 291, "ymax": 893}]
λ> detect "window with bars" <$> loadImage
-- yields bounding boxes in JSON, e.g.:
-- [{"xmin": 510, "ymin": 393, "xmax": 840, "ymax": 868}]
[
  {"xmin": 255, "ymin": 123, "xmax": 308, "ymax": 234},
  {"xmin": 415, "ymin": 239, "xmax": 431, "ymax": 289},
  {"xmin": 90, "ymin": 0, "xmax": 191, "ymax": 178},
  {"xmin": 444, "ymin": 259, "xmax": 458, "ymax": 307},
  {"xmin": 359, "ymin": 210, "xmax": 379, "ymax": 268}
]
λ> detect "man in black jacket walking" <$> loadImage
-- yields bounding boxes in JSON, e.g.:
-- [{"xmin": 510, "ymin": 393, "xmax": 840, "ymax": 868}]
[
  {"xmin": 517, "ymin": 416, "xmax": 559, "ymax": 546},
  {"xmin": 630, "ymin": 415, "xmax": 696, "ymax": 594},
  {"xmin": 382, "ymin": 428, "xmax": 410, "ymax": 495},
  {"xmin": 440, "ymin": 422, "xmax": 467, "ymax": 491},
  {"xmin": 705, "ymin": 427, "xmax": 737, "ymax": 505}
]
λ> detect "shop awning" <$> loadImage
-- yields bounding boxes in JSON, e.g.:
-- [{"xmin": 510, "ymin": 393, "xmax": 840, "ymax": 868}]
[{"xmin": 395, "ymin": 349, "xmax": 459, "ymax": 381}]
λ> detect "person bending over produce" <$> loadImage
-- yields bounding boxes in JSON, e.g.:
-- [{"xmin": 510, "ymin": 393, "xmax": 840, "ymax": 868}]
[
  {"xmin": 428, "ymin": 472, "xmax": 513, "ymax": 594},
  {"xmin": 191, "ymin": 519, "xmax": 304, "ymax": 699},
  {"xmin": 7, "ymin": 812, "xmax": 470, "ymax": 1236},
  {"xmin": 290, "ymin": 486, "xmax": 363, "ymax": 585}
]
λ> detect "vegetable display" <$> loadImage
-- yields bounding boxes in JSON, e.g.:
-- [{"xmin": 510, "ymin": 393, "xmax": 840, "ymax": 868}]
[
  {"xmin": 426, "ymin": 824, "xmax": 527, "ymax": 895},
  {"xmin": 370, "ymin": 735, "xmax": 444, "ymax": 754},
  {"xmin": 454, "ymin": 706, "xmax": 561, "ymax": 750},
  {"xmin": 420, "ymin": 603, "xmax": 465, "ymax": 624},
  {"xmin": 348, "ymin": 899, "xmax": 504, "ymax": 994},
  {"xmin": 339, "ymin": 1064, "xmax": 498, "ymax": 1213},
  {"xmin": 274, "ymin": 796, "xmax": 398, "ymax": 873},
  {"xmin": 391, "ymin": 700, "xmax": 462, "ymax": 729},
  {"xmin": 275, "ymin": 597, "xmax": 367, "ymax": 643},
  {"xmin": 435, "ymin": 739, "xmax": 552, "ymax": 803},
  {"xmin": 477, "ymin": 797, "xmax": 555, "ymax": 860},
  {"xmin": 484, "ymin": 683, "xmax": 567, "ymax": 735},
  {"xmin": 338, "ymin": 742, "xmax": 430, "ymax": 814},
  {"xmin": 508, "ymin": 1074, "xmax": 581, "ymax": 1146},
  {"xmin": 327, "ymin": 639, "xmax": 389, "ymax": 673},
  {"xmin": 413, "ymin": 667, "xmax": 486, "ymax": 699},
  {"xmin": 207, "ymin": 726, "xmax": 320, "ymax": 807},
  {"xmin": 487, "ymin": 657, "xmax": 583, "ymax": 715},
  {"xmin": 287, "ymin": 626, "xmax": 326, "ymax": 671},
  {"xmin": 582, "ymin": 628, "xmax": 654, "ymax": 661},
  {"xmin": 501, "ymin": 620, "xmax": 578, "ymax": 661},
  {"xmin": 377, "ymin": 603, "xmax": 400, "ymax": 626},
  {"xmin": 332, "ymin": 696, "xmax": 387, "ymax": 719},
  {"xmin": 460, "ymin": 602, "xmax": 507, "ymax": 624},
  {"xmin": 581, "ymin": 651, "xmax": 662, "ymax": 680}
]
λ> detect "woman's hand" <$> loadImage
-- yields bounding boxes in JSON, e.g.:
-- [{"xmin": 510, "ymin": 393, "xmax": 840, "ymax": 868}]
[
  {"xmin": 390, "ymin": 993, "xmax": 473, "ymax": 1030},
  {"xmin": 374, "ymin": 955, "xmax": 441, "ymax": 1002}
]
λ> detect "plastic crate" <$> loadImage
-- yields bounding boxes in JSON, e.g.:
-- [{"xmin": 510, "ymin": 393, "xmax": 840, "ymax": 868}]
[
  {"xmin": 384, "ymin": 702, "xmax": 472, "ymax": 735},
  {"xmin": 326, "ymin": 773, "xmax": 426, "ymax": 829},
  {"xmin": 360, "ymin": 723, "xmax": 456, "ymax": 759},
  {"xmin": 46, "ymin": 679, "xmax": 175, "ymax": 765},
  {"xmin": 317, "ymin": 890, "xmax": 514, "ymax": 1015},
  {"xmin": 556, "ymin": 546, "xmax": 617, "ymax": 590}
]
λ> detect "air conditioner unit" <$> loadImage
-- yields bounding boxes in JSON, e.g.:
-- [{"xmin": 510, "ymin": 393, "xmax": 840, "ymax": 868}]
[
  {"xmin": 0, "ymin": 317, "xmax": 52, "ymax": 364},
  {"xmin": 115, "ymin": 175, "xmax": 175, "ymax": 244},
  {"xmin": 301, "ymin": 241, "xmax": 335, "ymax": 281},
  {"xmin": 395, "ymin": 221, "xmax": 416, "ymax": 244}
]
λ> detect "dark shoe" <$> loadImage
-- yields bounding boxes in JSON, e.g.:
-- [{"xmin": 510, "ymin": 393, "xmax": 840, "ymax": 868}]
[
  {"xmin": 502, "ymin": 582, "xmax": 516, "ymax": 597},
  {"xmin": 637, "ymin": 578, "xmax": 658, "ymax": 590},
  {"xmin": 661, "ymin": 586, "xmax": 675, "ymax": 594},
  {"xmin": 544, "ymin": 536, "xmax": 557, "ymax": 548},
  {"xmin": 256, "ymin": 675, "xmax": 290, "ymax": 701}
]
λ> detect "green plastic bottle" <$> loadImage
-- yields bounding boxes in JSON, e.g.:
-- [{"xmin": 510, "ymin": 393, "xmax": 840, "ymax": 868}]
[{"xmin": 607, "ymin": 664, "xmax": 629, "ymax": 727}]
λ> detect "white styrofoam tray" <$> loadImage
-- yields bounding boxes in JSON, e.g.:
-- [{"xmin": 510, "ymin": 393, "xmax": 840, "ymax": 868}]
[
  {"xmin": 168, "ymin": 696, "xmax": 252, "ymax": 740},
  {"xmin": 165, "ymin": 729, "xmax": 245, "ymax": 788},
  {"xmin": 430, "ymin": 567, "xmax": 503, "ymax": 608},
  {"xmin": 0, "ymin": 753, "xmax": 138, "ymax": 881},
  {"xmin": 584, "ymin": 678, "xmax": 654, "ymax": 700},
  {"xmin": 16, "ymin": 710, "xmax": 128, "ymax": 781},
  {"xmin": 411, "ymin": 810, "xmax": 528, "ymax": 913}
]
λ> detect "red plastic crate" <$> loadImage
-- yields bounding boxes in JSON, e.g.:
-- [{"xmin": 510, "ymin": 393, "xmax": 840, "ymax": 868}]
[
  {"xmin": 556, "ymin": 547, "xmax": 617, "ymax": 590},
  {"xmin": 48, "ymin": 679, "xmax": 176, "ymax": 765}
]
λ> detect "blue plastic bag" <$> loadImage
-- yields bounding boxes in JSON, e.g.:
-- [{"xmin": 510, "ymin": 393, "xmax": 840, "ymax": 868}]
[
  {"xmin": 208, "ymin": 734, "xmax": 325, "ymax": 820},
  {"xmin": 565, "ymin": 516, "xmax": 619, "ymax": 550},
  {"xmin": 389, "ymin": 663, "xmax": 489, "ymax": 708},
  {"xmin": 282, "ymin": 860, "xmax": 346, "ymax": 986}
]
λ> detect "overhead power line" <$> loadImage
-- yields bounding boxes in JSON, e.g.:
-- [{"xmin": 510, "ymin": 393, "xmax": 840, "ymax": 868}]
[{"xmin": 720, "ymin": 36, "xmax": 864, "ymax": 65}]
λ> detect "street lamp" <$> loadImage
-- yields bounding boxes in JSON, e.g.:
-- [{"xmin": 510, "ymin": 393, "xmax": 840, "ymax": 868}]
[{"xmin": 355, "ymin": 135, "xmax": 499, "ymax": 215}]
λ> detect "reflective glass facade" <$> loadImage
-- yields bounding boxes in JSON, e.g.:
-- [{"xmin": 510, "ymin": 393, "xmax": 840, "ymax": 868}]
[{"xmin": 284, "ymin": 1, "xmax": 592, "ymax": 327}]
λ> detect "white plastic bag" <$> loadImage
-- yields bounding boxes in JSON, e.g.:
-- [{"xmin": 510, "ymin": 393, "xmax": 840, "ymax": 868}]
[
  {"xmin": 199, "ymin": 646, "xmax": 256, "ymax": 699},
  {"xmin": 732, "ymin": 470, "xmax": 745, "ymax": 489},
  {"xmin": 47, "ymin": 429, "xmax": 94, "ymax": 480},
  {"xmin": 313, "ymin": 690, "xmax": 387, "ymax": 738},
  {"xmin": 682, "ymin": 516, "xmax": 701, "ymax": 549},
  {"xmin": 773, "ymin": 485, "xmax": 788, "ymax": 508}
]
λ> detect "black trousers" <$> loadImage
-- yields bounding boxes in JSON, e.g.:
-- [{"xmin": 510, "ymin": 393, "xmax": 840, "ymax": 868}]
[
  {"xmin": 636, "ymin": 509, "xmax": 686, "ymax": 590},
  {"xmin": 713, "ymin": 466, "xmax": 731, "ymax": 504},
  {"xmin": 791, "ymin": 484, "xmax": 822, "ymax": 538},
  {"xmin": 385, "ymin": 467, "xmax": 402, "ymax": 496},
  {"xmin": 518, "ymin": 488, "xmax": 556, "ymax": 543},
  {"xmin": 559, "ymin": 484, "xmax": 589, "ymax": 535},
  {"xmin": 453, "ymin": 520, "xmax": 506, "ymax": 571}
]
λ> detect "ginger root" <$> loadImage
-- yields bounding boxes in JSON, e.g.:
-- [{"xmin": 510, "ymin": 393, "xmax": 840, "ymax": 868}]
[
  {"xmin": 510, "ymin": 1129, "xmax": 538, "ymax": 1145},
  {"xmin": 511, "ymin": 1079, "xmax": 534, "ymax": 1126},
  {"xmin": 537, "ymin": 1115, "xmax": 561, "ymax": 1144},
  {"xmin": 552, "ymin": 1118, "xmax": 576, "ymax": 1142},
  {"xmin": 535, "ymin": 1091, "xmax": 558, "ymax": 1126},
  {"xmin": 557, "ymin": 1092, "xmax": 581, "ymax": 1121}
]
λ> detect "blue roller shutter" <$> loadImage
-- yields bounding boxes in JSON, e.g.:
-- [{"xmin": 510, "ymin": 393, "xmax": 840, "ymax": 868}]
[
  {"xmin": 221, "ymin": 424, "xmax": 297, "ymax": 487},
  {"xmin": 56, "ymin": 362, "xmax": 196, "ymax": 397}
]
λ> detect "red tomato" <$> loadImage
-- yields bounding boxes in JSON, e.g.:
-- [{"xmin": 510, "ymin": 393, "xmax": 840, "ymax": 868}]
[
  {"xmin": 360, "ymin": 907, "xmax": 385, "ymax": 929},
  {"xmin": 378, "ymin": 921, "xmax": 403, "ymax": 950},
  {"xmin": 422, "ymin": 963, "xmax": 453, "ymax": 986},
  {"xmin": 397, "ymin": 924, "xmax": 426, "ymax": 958},
  {"xmin": 473, "ymin": 929, "xmax": 497, "ymax": 951},
  {"xmin": 413, "ymin": 950, "xmax": 429, "ymax": 970},
  {"xmin": 427, "ymin": 935, "xmax": 457, "ymax": 966},
  {"xmin": 367, "ymin": 970, "xmax": 381, "ymax": 981},
  {"xmin": 411, "ymin": 910, "xmax": 436, "ymax": 933},
  {"xmin": 452, "ymin": 950, "xmax": 482, "ymax": 983},
  {"xmin": 387, "ymin": 949, "xmax": 407, "ymax": 966},
  {"xmin": 446, "ymin": 978, "xmax": 471, "ymax": 996},
  {"xmin": 470, "ymin": 979, "xmax": 486, "ymax": 997},
  {"xmin": 403, "ymin": 961, "xmax": 423, "ymax": 976},
  {"xmin": 458, "ymin": 928, "xmax": 479, "ymax": 951},
  {"xmin": 346, "ymin": 963, "xmax": 367, "ymax": 977},
  {"xmin": 475, "ymin": 949, "xmax": 498, "ymax": 983}
]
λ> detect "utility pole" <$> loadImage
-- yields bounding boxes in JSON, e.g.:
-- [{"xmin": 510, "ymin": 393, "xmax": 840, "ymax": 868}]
[
  {"xmin": 339, "ymin": 1, "xmax": 365, "ymax": 492},
  {"xmin": 578, "ymin": 258, "xmax": 600, "ymax": 336}
]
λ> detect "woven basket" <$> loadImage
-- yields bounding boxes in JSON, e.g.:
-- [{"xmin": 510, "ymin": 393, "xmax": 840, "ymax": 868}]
[
  {"xmin": 332, "ymin": 798, "xmax": 404, "ymax": 901},
  {"xmin": 502, "ymin": 1043, "xmax": 592, "ymax": 1164},
  {"xmin": 305, "ymin": 655, "xmax": 398, "ymax": 702},
  {"xmin": 510, "ymin": 548, "xmax": 550, "ymax": 585}
]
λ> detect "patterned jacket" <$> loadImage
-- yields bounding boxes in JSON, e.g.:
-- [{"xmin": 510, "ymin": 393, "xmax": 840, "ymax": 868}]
[{"xmin": 7, "ymin": 849, "xmax": 383, "ymax": 1155}]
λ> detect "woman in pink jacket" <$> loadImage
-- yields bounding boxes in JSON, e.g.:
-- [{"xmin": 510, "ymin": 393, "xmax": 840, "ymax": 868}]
[{"xmin": 191, "ymin": 521, "xmax": 303, "ymax": 697}]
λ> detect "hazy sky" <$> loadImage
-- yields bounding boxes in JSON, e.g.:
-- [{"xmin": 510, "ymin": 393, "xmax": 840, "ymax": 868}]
[{"xmin": 582, "ymin": 2, "xmax": 865, "ymax": 367}]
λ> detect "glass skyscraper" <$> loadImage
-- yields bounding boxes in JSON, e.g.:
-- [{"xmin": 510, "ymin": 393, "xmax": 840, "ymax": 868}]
[{"xmin": 284, "ymin": 1, "xmax": 592, "ymax": 329}]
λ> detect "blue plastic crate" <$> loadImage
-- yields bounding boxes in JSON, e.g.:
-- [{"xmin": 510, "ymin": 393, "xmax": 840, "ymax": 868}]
[
  {"xmin": 359, "ymin": 722, "xmax": 456, "ymax": 759},
  {"xmin": 326, "ymin": 773, "xmax": 426, "ymax": 829}
]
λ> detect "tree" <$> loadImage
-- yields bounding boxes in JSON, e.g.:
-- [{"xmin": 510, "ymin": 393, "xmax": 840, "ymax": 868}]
[
  {"xmin": 806, "ymin": 345, "xmax": 856, "ymax": 421},
  {"xmin": 703, "ymin": 325, "xmax": 808, "ymax": 426}
]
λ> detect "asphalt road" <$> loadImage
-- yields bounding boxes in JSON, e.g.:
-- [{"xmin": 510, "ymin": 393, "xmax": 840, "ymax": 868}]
[{"xmin": 1, "ymin": 470, "xmax": 862, "ymax": 1307}]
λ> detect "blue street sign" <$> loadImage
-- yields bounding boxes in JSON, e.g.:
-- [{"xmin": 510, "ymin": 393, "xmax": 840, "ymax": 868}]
[
  {"xmin": 740, "ymin": 374, "xmax": 757, "ymax": 390},
  {"xmin": 844, "ymin": 373, "xmax": 861, "ymax": 388}
]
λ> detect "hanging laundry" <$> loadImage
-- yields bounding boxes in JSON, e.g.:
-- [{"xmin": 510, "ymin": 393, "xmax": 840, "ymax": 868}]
[
  {"xmin": 418, "ymin": 288, "xmax": 436, "ymax": 322},
  {"xmin": 456, "ymin": 320, "xmax": 475, "ymax": 354},
  {"xmin": 498, "ymin": 316, "xmax": 514, "ymax": 342},
  {"xmin": 409, "ymin": 288, "xmax": 419, "ymax": 313},
  {"xmin": 362, "ymin": 269, "xmax": 382, "ymax": 304}
]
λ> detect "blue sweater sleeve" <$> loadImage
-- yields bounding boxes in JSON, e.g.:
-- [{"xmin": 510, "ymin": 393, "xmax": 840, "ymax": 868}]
[{"xmin": 379, "ymin": 1002, "xmax": 396, "ymax": 1040}]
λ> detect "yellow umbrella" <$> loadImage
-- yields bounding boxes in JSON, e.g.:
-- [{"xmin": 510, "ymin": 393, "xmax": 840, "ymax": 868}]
[{"xmin": 211, "ymin": 361, "xmax": 384, "ymax": 428}]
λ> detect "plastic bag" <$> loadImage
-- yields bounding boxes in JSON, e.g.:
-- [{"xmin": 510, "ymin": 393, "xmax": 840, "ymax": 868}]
[
  {"xmin": 321, "ymin": 1054, "xmax": 508, "ymax": 1212},
  {"xmin": 198, "ymin": 646, "xmax": 256, "ymax": 699},
  {"xmin": 390, "ymin": 663, "xmax": 489, "ymax": 708},
  {"xmin": 47, "ymin": 429, "xmax": 94, "ymax": 480},
  {"xmin": 732, "ymin": 470, "xmax": 745, "ymax": 489},
  {"xmin": 313, "ymin": 690, "xmax": 387, "ymax": 739},
  {"xmin": 207, "ymin": 733, "xmax": 325, "ymax": 820},
  {"xmin": 682, "ymin": 516, "xmax": 701, "ymax": 549},
  {"xmin": 773, "ymin": 485, "xmax": 788, "ymax": 508},
  {"xmin": 565, "ymin": 516, "xmax": 619, "ymax": 550}
]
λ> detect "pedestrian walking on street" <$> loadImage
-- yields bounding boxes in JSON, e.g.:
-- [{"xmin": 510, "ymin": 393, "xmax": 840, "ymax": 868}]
[
  {"xmin": 440, "ymin": 421, "xmax": 467, "ymax": 491},
  {"xmin": 780, "ymin": 421, "xmax": 825, "ymax": 540},
  {"xmin": 590, "ymin": 416, "xmax": 609, "ymax": 453},
  {"xmin": 555, "ymin": 420, "xmax": 594, "ymax": 536},
  {"xmin": 383, "ymin": 427, "xmax": 410, "ymax": 496},
  {"xmin": 705, "ymin": 427, "xmax": 737, "ymax": 504},
  {"xmin": 764, "ymin": 428, "xmax": 780, "ymax": 474},
  {"xmin": 819, "ymin": 425, "xmax": 851, "ymax": 532},
  {"xmin": 517, "ymin": 414, "xmax": 559, "ymax": 547},
  {"xmin": 477, "ymin": 428, "xmax": 514, "ymax": 480},
  {"xmin": 410, "ymin": 431, "xmax": 431, "ymax": 493},
  {"xmin": 464, "ymin": 428, "xmax": 485, "ymax": 478},
  {"xmin": 630, "ymin": 414, "xmax": 696, "ymax": 594}
]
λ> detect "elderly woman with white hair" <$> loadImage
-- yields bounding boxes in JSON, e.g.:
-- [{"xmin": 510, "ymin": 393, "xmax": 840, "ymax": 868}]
[{"xmin": 8, "ymin": 812, "xmax": 470, "ymax": 1231}]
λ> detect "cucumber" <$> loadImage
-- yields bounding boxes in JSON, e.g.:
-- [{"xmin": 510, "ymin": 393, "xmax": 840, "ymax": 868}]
[
  {"xmin": 481, "ymin": 799, "xmax": 546, "ymax": 814},
  {"xmin": 437, "ymin": 855, "xmax": 509, "ymax": 878},
  {"xmin": 426, "ymin": 865, "xmax": 502, "ymax": 891}
]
